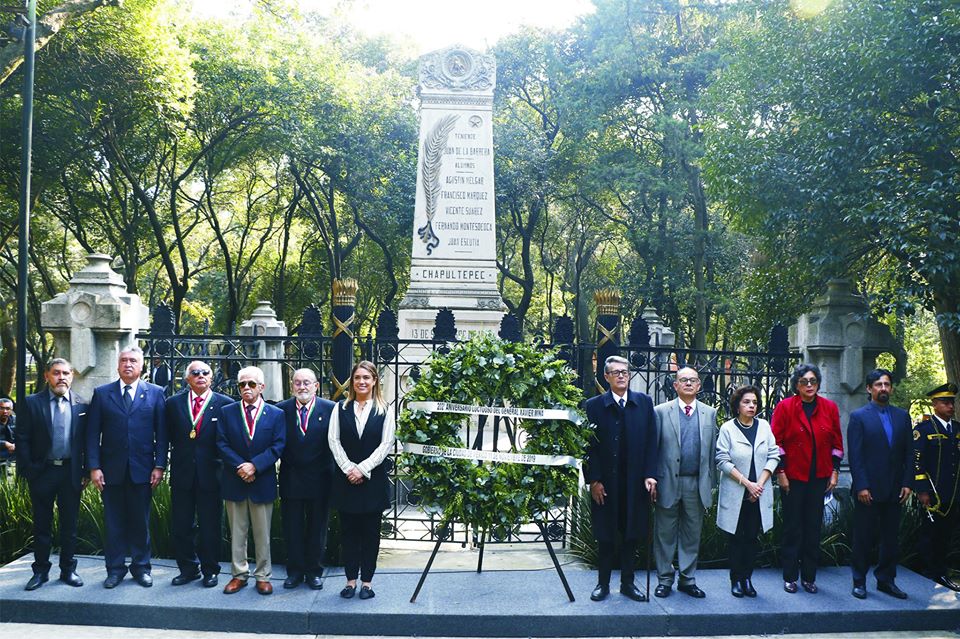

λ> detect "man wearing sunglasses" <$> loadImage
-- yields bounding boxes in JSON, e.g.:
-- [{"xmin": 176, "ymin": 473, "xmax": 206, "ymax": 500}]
[
  {"xmin": 583, "ymin": 355, "xmax": 659, "ymax": 603},
  {"xmin": 912, "ymin": 382, "xmax": 960, "ymax": 591},
  {"xmin": 217, "ymin": 366, "xmax": 285, "ymax": 595},
  {"xmin": 166, "ymin": 361, "xmax": 234, "ymax": 588}
]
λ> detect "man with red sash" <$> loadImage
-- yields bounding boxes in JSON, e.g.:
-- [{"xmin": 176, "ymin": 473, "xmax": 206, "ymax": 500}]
[
  {"xmin": 216, "ymin": 366, "xmax": 285, "ymax": 595},
  {"xmin": 166, "ymin": 360, "xmax": 234, "ymax": 588},
  {"xmin": 277, "ymin": 368, "xmax": 336, "ymax": 589}
]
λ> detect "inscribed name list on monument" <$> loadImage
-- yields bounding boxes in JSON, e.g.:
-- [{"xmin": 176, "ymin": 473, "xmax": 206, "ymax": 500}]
[{"xmin": 399, "ymin": 45, "xmax": 505, "ymax": 341}]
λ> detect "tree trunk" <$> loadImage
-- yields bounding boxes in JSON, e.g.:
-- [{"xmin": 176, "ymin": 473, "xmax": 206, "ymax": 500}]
[
  {"xmin": 934, "ymin": 291, "xmax": 960, "ymax": 385},
  {"xmin": 0, "ymin": 319, "xmax": 15, "ymax": 398}
]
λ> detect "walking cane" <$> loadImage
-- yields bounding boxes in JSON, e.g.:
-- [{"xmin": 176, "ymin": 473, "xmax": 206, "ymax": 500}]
[{"xmin": 645, "ymin": 493, "xmax": 653, "ymax": 602}]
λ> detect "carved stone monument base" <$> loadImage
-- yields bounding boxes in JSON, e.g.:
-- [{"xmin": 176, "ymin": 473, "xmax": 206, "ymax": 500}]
[{"xmin": 398, "ymin": 307, "xmax": 504, "ymax": 342}]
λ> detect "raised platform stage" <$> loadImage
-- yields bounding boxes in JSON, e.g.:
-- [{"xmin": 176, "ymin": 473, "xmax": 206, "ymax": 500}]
[{"xmin": 1, "ymin": 555, "xmax": 958, "ymax": 636}]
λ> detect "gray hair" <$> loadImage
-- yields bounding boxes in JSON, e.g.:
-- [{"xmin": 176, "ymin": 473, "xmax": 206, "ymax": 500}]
[
  {"xmin": 291, "ymin": 368, "xmax": 317, "ymax": 383},
  {"xmin": 46, "ymin": 358, "xmax": 73, "ymax": 372},
  {"xmin": 119, "ymin": 345, "xmax": 144, "ymax": 358},
  {"xmin": 604, "ymin": 355, "xmax": 629, "ymax": 374},
  {"xmin": 0, "ymin": 397, "xmax": 12, "ymax": 408},
  {"xmin": 237, "ymin": 366, "xmax": 265, "ymax": 385}
]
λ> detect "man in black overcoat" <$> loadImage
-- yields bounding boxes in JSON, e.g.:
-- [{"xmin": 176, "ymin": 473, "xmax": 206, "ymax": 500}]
[
  {"xmin": 583, "ymin": 355, "xmax": 659, "ymax": 602},
  {"xmin": 166, "ymin": 360, "xmax": 235, "ymax": 588},
  {"xmin": 277, "ymin": 368, "xmax": 336, "ymax": 589}
]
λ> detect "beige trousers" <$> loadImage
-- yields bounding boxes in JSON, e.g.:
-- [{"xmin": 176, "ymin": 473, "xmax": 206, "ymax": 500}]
[{"xmin": 224, "ymin": 499, "xmax": 273, "ymax": 582}]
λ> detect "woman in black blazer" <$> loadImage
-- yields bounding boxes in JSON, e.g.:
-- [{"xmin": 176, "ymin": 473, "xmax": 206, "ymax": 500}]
[{"xmin": 327, "ymin": 360, "xmax": 395, "ymax": 600}]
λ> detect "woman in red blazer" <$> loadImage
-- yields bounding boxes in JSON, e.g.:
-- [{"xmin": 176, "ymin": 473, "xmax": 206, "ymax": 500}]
[{"xmin": 770, "ymin": 364, "xmax": 843, "ymax": 594}]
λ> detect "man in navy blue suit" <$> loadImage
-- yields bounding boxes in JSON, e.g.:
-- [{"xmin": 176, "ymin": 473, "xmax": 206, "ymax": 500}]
[
  {"xmin": 583, "ymin": 355, "xmax": 659, "ymax": 603},
  {"xmin": 166, "ymin": 360, "xmax": 234, "ymax": 588},
  {"xmin": 847, "ymin": 368, "xmax": 913, "ymax": 600},
  {"xmin": 217, "ymin": 366, "xmax": 285, "ymax": 596},
  {"xmin": 16, "ymin": 358, "xmax": 87, "ymax": 591},
  {"xmin": 277, "ymin": 368, "xmax": 336, "ymax": 590},
  {"xmin": 87, "ymin": 345, "xmax": 168, "ymax": 588}
]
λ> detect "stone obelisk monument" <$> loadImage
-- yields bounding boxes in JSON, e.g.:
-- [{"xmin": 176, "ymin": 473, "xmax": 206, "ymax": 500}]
[{"xmin": 399, "ymin": 45, "xmax": 506, "ymax": 340}]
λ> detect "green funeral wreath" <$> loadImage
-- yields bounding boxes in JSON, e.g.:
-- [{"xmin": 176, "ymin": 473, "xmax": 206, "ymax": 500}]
[{"xmin": 398, "ymin": 334, "xmax": 591, "ymax": 537}]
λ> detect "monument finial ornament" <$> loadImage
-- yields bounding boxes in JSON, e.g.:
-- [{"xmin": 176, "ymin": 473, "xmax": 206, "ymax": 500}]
[{"xmin": 419, "ymin": 45, "xmax": 496, "ymax": 92}]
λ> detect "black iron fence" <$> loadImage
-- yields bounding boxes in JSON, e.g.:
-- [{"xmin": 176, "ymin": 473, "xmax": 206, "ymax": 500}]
[{"xmin": 139, "ymin": 298, "xmax": 796, "ymax": 547}]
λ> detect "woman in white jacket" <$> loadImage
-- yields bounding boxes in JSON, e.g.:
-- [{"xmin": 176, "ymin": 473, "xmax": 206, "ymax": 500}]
[{"xmin": 715, "ymin": 385, "xmax": 780, "ymax": 598}]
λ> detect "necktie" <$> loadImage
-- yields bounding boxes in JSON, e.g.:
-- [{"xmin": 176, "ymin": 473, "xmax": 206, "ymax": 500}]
[
  {"xmin": 52, "ymin": 396, "xmax": 66, "ymax": 458},
  {"xmin": 299, "ymin": 405, "xmax": 308, "ymax": 435},
  {"xmin": 619, "ymin": 398, "xmax": 626, "ymax": 409},
  {"xmin": 684, "ymin": 405, "xmax": 692, "ymax": 417},
  {"xmin": 880, "ymin": 408, "xmax": 893, "ymax": 446},
  {"xmin": 192, "ymin": 395, "xmax": 204, "ymax": 420},
  {"xmin": 123, "ymin": 385, "xmax": 133, "ymax": 410},
  {"xmin": 245, "ymin": 403, "xmax": 256, "ymax": 438}
]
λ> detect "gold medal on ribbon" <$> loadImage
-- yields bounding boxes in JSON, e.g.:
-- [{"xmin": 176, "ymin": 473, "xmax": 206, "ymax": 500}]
[{"xmin": 189, "ymin": 429, "xmax": 197, "ymax": 439}]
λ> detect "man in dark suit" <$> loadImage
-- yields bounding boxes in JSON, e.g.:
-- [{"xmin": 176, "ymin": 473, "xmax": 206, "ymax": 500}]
[
  {"xmin": 583, "ymin": 355, "xmax": 659, "ymax": 603},
  {"xmin": 277, "ymin": 368, "xmax": 335, "ymax": 590},
  {"xmin": 87, "ymin": 345, "xmax": 168, "ymax": 588},
  {"xmin": 16, "ymin": 358, "xmax": 87, "ymax": 590},
  {"xmin": 217, "ymin": 366, "xmax": 285, "ymax": 596},
  {"xmin": 912, "ymin": 382, "xmax": 960, "ymax": 591},
  {"xmin": 0, "ymin": 397, "xmax": 15, "ymax": 463},
  {"xmin": 166, "ymin": 360, "xmax": 234, "ymax": 588},
  {"xmin": 848, "ymin": 368, "xmax": 913, "ymax": 600}
]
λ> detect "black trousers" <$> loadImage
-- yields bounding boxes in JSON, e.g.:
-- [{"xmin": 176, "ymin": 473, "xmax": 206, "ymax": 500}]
[
  {"xmin": 918, "ymin": 505, "xmax": 959, "ymax": 579},
  {"xmin": 597, "ymin": 537, "xmax": 638, "ymax": 587},
  {"xmin": 851, "ymin": 499, "xmax": 900, "ymax": 586},
  {"xmin": 102, "ymin": 479, "xmax": 152, "ymax": 577},
  {"xmin": 340, "ymin": 511, "xmax": 381, "ymax": 583},
  {"xmin": 780, "ymin": 476, "xmax": 828, "ymax": 583},
  {"xmin": 171, "ymin": 484, "xmax": 222, "ymax": 577},
  {"xmin": 28, "ymin": 463, "xmax": 81, "ymax": 576},
  {"xmin": 728, "ymin": 499, "xmax": 761, "ymax": 582},
  {"xmin": 282, "ymin": 494, "xmax": 331, "ymax": 578}
]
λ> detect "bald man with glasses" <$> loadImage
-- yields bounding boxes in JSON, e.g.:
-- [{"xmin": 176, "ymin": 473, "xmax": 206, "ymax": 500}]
[{"xmin": 166, "ymin": 361, "xmax": 235, "ymax": 588}]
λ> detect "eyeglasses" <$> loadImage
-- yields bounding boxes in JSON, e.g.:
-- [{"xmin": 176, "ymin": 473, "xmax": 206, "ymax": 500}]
[
  {"xmin": 677, "ymin": 377, "xmax": 700, "ymax": 385},
  {"xmin": 798, "ymin": 378, "xmax": 819, "ymax": 387},
  {"xmin": 238, "ymin": 380, "xmax": 260, "ymax": 389},
  {"xmin": 607, "ymin": 370, "xmax": 630, "ymax": 378},
  {"xmin": 189, "ymin": 369, "xmax": 211, "ymax": 377}
]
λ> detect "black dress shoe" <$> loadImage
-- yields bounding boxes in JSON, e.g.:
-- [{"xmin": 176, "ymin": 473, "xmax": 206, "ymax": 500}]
[
  {"xmin": 877, "ymin": 581, "xmax": 907, "ymax": 599},
  {"xmin": 340, "ymin": 584, "xmax": 356, "ymax": 599},
  {"xmin": 677, "ymin": 583, "xmax": 706, "ymax": 598},
  {"xmin": 59, "ymin": 571, "xmax": 83, "ymax": 587},
  {"xmin": 307, "ymin": 574, "xmax": 323, "ymax": 590},
  {"xmin": 133, "ymin": 573, "xmax": 153, "ymax": 588},
  {"xmin": 25, "ymin": 573, "xmax": 48, "ymax": 591},
  {"xmin": 801, "ymin": 580, "xmax": 818, "ymax": 594},
  {"xmin": 358, "ymin": 585, "xmax": 375, "ymax": 600},
  {"xmin": 852, "ymin": 585, "xmax": 867, "ymax": 599},
  {"xmin": 654, "ymin": 584, "xmax": 671, "ymax": 598},
  {"xmin": 784, "ymin": 581, "xmax": 798, "ymax": 593},
  {"xmin": 620, "ymin": 583, "xmax": 647, "ymax": 602},
  {"xmin": 103, "ymin": 574, "xmax": 124, "ymax": 589},
  {"xmin": 935, "ymin": 575, "xmax": 960, "ymax": 592},
  {"xmin": 590, "ymin": 584, "xmax": 609, "ymax": 601},
  {"xmin": 742, "ymin": 578, "xmax": 757, "ymax": 598},
  {"xmin": 202, "ymin": 574, "xmax": 218, "ymax": 588},
  {"xmin": 283, "ymin": 573, "xmax": 303, "ymax": 589},
  {"xmin": 171, "ymin": 572, "xmax": 201, "ymax": 586},
  {"xmin": 731, "ymin": 581, "xmax": 744, "ymax": 598}
]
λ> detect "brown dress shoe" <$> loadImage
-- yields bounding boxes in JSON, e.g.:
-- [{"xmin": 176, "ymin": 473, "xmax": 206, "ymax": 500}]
[
  {"xmin": 256, "ymin": 580, "xmax": 273, "ymax": 595},
  {"xmin": 223, "ymin": 577, "xmax": 248, "ymax": 594}
]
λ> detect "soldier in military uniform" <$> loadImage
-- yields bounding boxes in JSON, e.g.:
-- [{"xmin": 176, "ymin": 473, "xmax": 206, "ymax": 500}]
[{"xmin": 913, "ymin": 382, "xmax": 960, "ymax": 591}]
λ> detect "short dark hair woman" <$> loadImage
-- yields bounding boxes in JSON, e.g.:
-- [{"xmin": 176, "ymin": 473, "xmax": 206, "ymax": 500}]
[
  {"xmin": 328, "ymin": 361, "xmax": 395, "ymax": 600},
  {"xmin": 771, "ymin": 363, "xmax": 843, "ymax": 594},
  {"xmin": 716, "ymin": 385, "xmax": 780, "ymax": 598}
]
